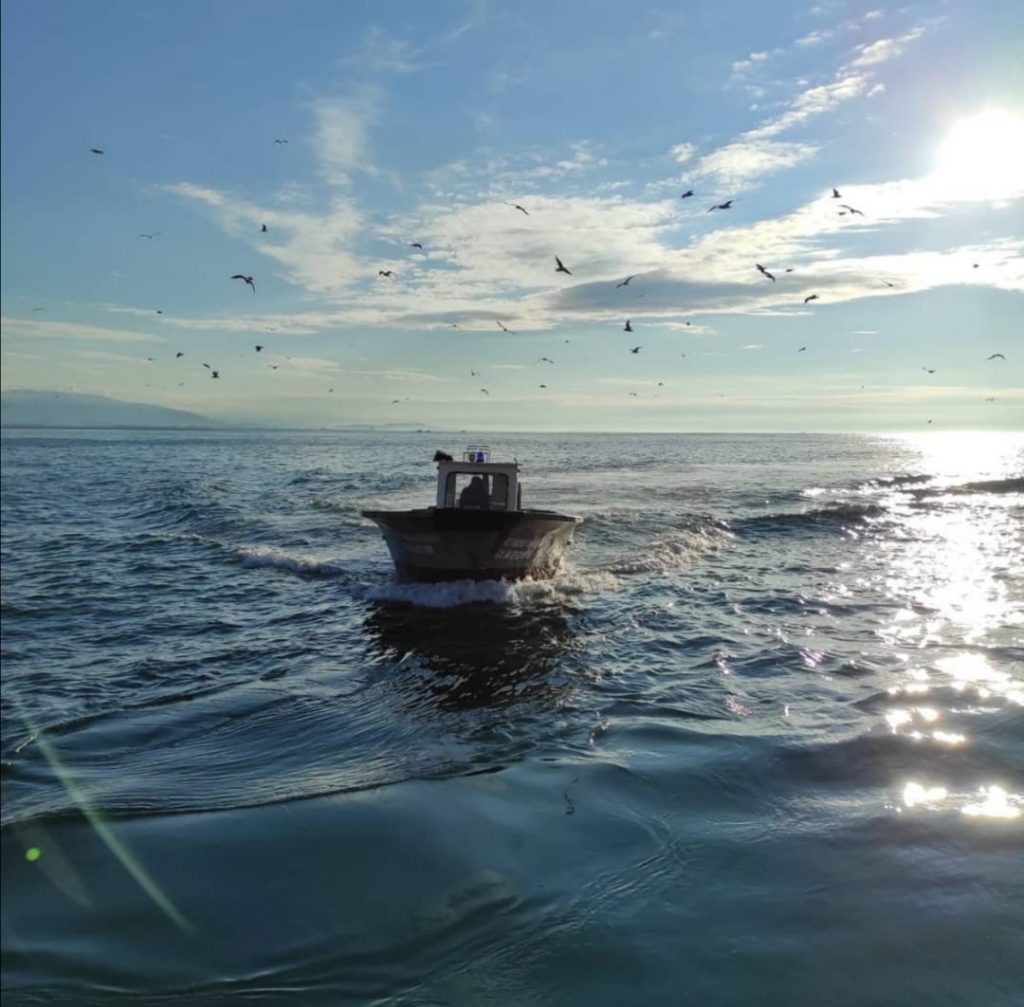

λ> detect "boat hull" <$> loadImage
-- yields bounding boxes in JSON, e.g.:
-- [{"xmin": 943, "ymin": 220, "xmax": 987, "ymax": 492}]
[{"xmin": 361, "ymin": 508, "xmax": 580, "ymax": 583}]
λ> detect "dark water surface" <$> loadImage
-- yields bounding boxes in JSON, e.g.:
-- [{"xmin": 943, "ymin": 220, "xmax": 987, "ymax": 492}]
[{"xmin": 2, "ymin": 430, "xmax": 1022, "ymax": 1005}]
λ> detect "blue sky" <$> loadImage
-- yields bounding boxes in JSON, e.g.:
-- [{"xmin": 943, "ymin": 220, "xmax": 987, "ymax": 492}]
[{"xmin": 1, "ymin": 0, "xmax": 1022, "ymax": 430}]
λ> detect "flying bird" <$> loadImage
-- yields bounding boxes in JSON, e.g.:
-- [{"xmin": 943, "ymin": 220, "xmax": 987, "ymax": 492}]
[
  {"xmin": 410, "ymin": 242, "xmax": 423, "ymax": 249},
  {"xmin": 708, "ymin": 200, "xmax": 734, "ymax": 211},
  {"xmin": 616, "ymin": 275, "xmax": 637, "ymax": 288},
  {"xmin": 480, "ymin": 388, "xmax": 490, "ymax": 396},
  {"xmin": 756, "ymin": 264, "xmax": 776, "ymax": 282},
  {"xmin": 832, "ymin": 188, "xmax": 841, "ymax": 198},
  {"xmin": 231, "ymin": 274, "xmax": 256, "ymax": 292},
  {"xmin": 624, "ymin": 319, "xmax": 633, "ymax": 332},
  {"xmin": 497, "ymin": 320, "xmax": 515, "ymax": 333},
  {"xmin": 175, "ymin": 352, "xmax": 184, "ymax": 358},
  {"xmin": 273, "ymin": 139, "xmax": 288, "ymax": 144},
  {"xmin": 839, "ymin": 204, "xmax": 864, "ymax": 216},
  {"xmin": 504, "ymin": 202, "xmax": 529, "ymax": 215},
  {"xmin": 261, "ymin": 224, "xmax": 268, "ymax": 233},
  {"xmin": 470, "ymin": 369, "xmax": 480, "ymax": 377},
  {"xmin": 268, "ymin": 364, "xmax": 279, "ymax": 370},
  {"xmin": 537, "ymin": 357, "xmax": 554, "ymax": 364},
  {"xmin": 681, "ymin": 190, "xmax": 694, "ymax": 199},
  {"xmin": 555, "ymin": 256, "xmax": 572, "ymax": 275},
  {"xmin": 803, "ymin": 294, "xmax": 819, "ymax": 304},
  {"xmin": 539, "ymin": 384, "xmax": 547, "ymax": 389},
  {"xmin": 798, "ymin": 346, "xmax": 807, "ymax": 352},
  {"xmin": 254, "ymin": 345, "xmax": 263, "ymax": 352},
  {"xmin": 90, "ymin": 148, "xmax": 104, "ymax": 155},
  {"xmin": 922, "ymin": 367, "xmax": 936, "ymax": 374},
  {"xmin": 630, "ymin": 346, "xmax": 641, "ymax": 354},
  {"xmin": 211, "ymin": 370, "xmax": 219, "ymax": 379},
  {"xmin": 156, "ymin": 310, "xmax": 163, "ymax": 314},
  {"xmin": 986, "ymin": 353, "xmax": 1006, "ymax": 361},
  {"xmin": 628, "ymin": 392, "xmax": 638, "ymax": 397},
  {"xmin": 378, "ymin": 270, "xmax": 395, "ymax": 278},
  {"xmin": 138, "ymin": 232, "xmax": 161, "ymax": 239},
  {"xmin": 883, "ymin": 281, "xmax": 895, "ymax": 288}
]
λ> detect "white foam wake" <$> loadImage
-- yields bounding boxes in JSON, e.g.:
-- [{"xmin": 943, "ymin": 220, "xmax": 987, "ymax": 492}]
[{"xmin": 237, "ymin": 545, "xmax": 347, "ymax": 578}]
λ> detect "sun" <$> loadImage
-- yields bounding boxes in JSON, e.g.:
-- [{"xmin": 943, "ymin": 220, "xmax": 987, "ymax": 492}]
[{"xmin": 932, "ymin": 108, "xmax": 1024, "ymax": 201}]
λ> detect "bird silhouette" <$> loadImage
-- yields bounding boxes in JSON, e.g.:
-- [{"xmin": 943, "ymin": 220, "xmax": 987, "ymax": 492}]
[
  {"xmin": 410, "ymin": 242, "xmax": 424, "ymax": 249},
  {"xmin": 254, "ymin": 345, "xmax": 263, "ymax": 352},
  {"xmin": 630, "ymin": 346, "xmax": 641, "ymax": 354},
  {"xmin": 986, "ymin": 353, "xmax": 1006, "ymax": 361},
  {"xmin": 839, "ymin": 204, "xmax": 864, "ymax": 216},
  {"xmin": 470, "ymin": 369, "xmax": 480, "ymax": 377},
  {"xmin": 539, "ymin": 384, "xmax": 547, "ymax": 389},
  {"xmin": 273, "ymin": 139, "xmax": 288, "ymax": 144},
  {"xmin": 90, "ymin": 148, "xmax": 104, "ymax": 155},
  {"xmin": 628, "ymin": 392, "xmax": 638, "ymax": 397},
  {"xmin": 708, "ymin": 200, "xmax": 734, "ymax": 211},
  {"xmin": 756, "ymin": 264, "xmax": 776, "ymax": 282},
  {"xmin": 261, "ymin": 224, "xmax": 268, "ymax": 233},
  {"xmin": 505, "ymin": 202, "xmax": 529, "ymax": 215},
  {"xmin": 616, "ymin": 275, "xmax": 637, "ymax": 288},
  {"xmin": 231, "ymin": 274, "xmax": 256, "ymax": 292},
  {"xmin": 211, "ymin": 370, "xmax": 220, "ymax": 379},
  {"xmin": 497, "ymin": 320, "xmax": 516, "ymax": 333},
  {"xmin": 803, "ymin": 294, "xmax": 819, "ymax": 304},
  {"xmin": 681, "ymin": 190, "xmax": 694, "ymax": 198},
  {"xmin": 798, "ymin": 346, "xmax": 807, "ymax": 352},
  {"xmin": 832, "ymin": 187, "xmax": 841, "ymax": 198},
  {"xmin": 480, "ymin": 388, "xmax": 490, "ymax": 396},
  {"xmin": 175, "ymin": 351, "xmax": 184, "ymax": 358},
  {"xmin": 537, "ymin": 357, "xmax": 554, "ymax": 364},
  {"xmin": 378, "ymin": 270, "xmax": 395, "ymax": 278},
  {"xmin": 202, "ymin": 363, "xmax": 211, "ymax": 369},
  {"xmin": 624, "ymin": 320, "xmax": 633, "ymax": 332},
  {"xmin": 155, "ymin": 310, "xmax": 163, "ymax": 314},
  {"xmin": 922, "ymin": 367, "xmax": 936, "ymax": 374},
  {"xmin": 555, "ymin": 256, "xmax": 572, "ymax": 275},
  {"xmin": 268, "ymin": 364, "xmax": 279, "ymax": 370},
  {"xmin": 138, "ymin": 232, "xmax": 161, "ymax": 239}
]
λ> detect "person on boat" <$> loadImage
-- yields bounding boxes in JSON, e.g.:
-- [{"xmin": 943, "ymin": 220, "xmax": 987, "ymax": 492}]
[{"xmin": 459, "ymin": 476, "xmax": 489, "ymax": 509}]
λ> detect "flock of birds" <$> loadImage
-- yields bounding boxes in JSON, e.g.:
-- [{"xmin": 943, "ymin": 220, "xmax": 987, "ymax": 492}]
[{"xmin": 79, "ymin": 146, "xmax": 1006, "ymax": 413}]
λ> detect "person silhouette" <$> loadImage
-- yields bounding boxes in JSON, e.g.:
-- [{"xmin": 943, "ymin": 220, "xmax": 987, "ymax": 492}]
[{"xmin": 459, "ymin": 476, "xmax": 489, "ymax": 509}]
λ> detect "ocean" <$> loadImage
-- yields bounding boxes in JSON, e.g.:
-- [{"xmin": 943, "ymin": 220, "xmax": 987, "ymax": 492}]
[{"xmin": 1, "ymin": 429, "xmax": 1022, "ymax": 1006}]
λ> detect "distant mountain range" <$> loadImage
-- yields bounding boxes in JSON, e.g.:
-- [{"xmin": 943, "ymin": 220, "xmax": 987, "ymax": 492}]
[{"xmin": 0, "ymin": 390, "xmax": 220, "ymax": 429}]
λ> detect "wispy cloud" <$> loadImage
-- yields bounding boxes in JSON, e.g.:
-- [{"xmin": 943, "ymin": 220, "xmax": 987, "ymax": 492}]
[
  {"xmin": 338, "ymin": 27, "xmax": 438, "ymax": 75},
  {"xmin": 1, "ymin": 317, "xmax": 161, "ymax": 343},
  {"xmin": 849, "ymin": 27, "xmax": 925, "ymax": 68},
  {"xmin": 692, "ymin": 139, "xmax": 819, "ymax": 190}
]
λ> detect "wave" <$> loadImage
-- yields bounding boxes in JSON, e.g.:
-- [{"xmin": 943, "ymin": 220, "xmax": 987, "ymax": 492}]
[
  {"xmin": 236, "ymin": 545, "xmax": 350, "ymax": 579},
  {"xmin": 738, "ymin": 503, "xmax": 887, "ymax": 535},
  {"xmin": 910, "ymin": 477, "xmax": 1024, "ymax": 498}
]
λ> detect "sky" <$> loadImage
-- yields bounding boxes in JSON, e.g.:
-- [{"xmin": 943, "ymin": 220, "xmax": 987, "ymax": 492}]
[{"xmin": 1, "ymin": 0, "xmax": 1022, "ymax": 431}]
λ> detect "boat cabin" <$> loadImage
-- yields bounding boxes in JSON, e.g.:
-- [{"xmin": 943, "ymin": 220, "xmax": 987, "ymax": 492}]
[{"xmin": 435, "ymin": 446, "xmax": 521, "ymax": 511}]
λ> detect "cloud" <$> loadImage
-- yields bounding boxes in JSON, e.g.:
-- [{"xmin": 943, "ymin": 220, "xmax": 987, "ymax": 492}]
[
  {"xmin": 691, "ymin": 139, "xmax": 819, "ymax": 189},
  {"xmin": 312, "ymin": 91, "xmax": 379, "ymax": 185},
  {"xmin": 338, "ymin": 27, "xmax": 438, "ymax": 75},
  {"xmin": 670, "ymin": 142, "xmax": 696, "ymax": 165},
  {"xmin": 1, "ymin": 317, "xmax": 161, "ymax": 343},
  {"xmin": 746, "ymin": 72, "xmax": 868, "ymax": 139},
  {"xmin": 850, "ymin": 28, "xmax": 924, "ymax": 68},
  {"xmin": 795, "ymin": 30, "xmax": 831, "ymax": 47}
]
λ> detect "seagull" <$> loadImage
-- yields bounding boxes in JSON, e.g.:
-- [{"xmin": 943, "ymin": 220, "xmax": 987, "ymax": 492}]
[
  {"xmin": 497, "ymin": 320, "xmax": 515, "ymax": 333},
  {"xmin": 798, "ymin": 346, "xmax": 807, "ymax": 352},
  {"xmin": 803, "ymin": 294, "xmax": 819, "ymax": 304},
  {"xmin": 883, "ymin": 281, "xmax": 895, "ymax": 288},
  {"xmin": 628, "ymin": 392, "xmax": 638, "ymax": 397},
  {"xmin": 378, "ymin": 269, "xmax": 395, "ymax": 278},
  {"xmin": 273, "ymin": 139, "xmax": 288, "ymax": 144},
  {"xmin": 539, "ymin": 384, "xmax": 547, "ymax": 389},
  {"xmin": 986, "ymin": 353, "xmax": 1006, "ymax": 361},
  {"xmin": 681, "ymin": 190, "xmax": 694, "ymax": 199},
  {"xmin": 90, "ymin": 148, "xmax": 104, "ymax": 155},
  {"xmin": 922, "ymin": 367, "xmax": 936, "ymax": 374},
  {"xmin": 410, "ymin": 242, "xmax": 424, "ymax": 250},
  {"xmin": 268, "ymin": 364, "xmax": 279, "ymax": 370},
  {"xmin": 555, "ymin": 256, "xmax": 572, "ymax": 275},
  {"xmin": 261, "ymin": 224, "xmax": 268, "ymax": 233},
  {"xmin": 480, "ymin": 388, "xmax": 490, "ymax": 396},
  {"xmin": 630, "ymin": 346, "xmax": 641, "ymax": 354},
  {"xmin": 537, "ymin": 357, "xmax": 554, "ymax": 364},
  {"xmin": 505, "ymin": 202, "xmax": 529, "ymax": 215},
  {"xmin": 138, "ymin": 232, "xmax": 161, "ymax": 239},
  {"xmin": 211, "ymin": 370, "xmax": 220, "ymax": 379},
  {"xmin": 839, "ymin": 205, "xmax": 864, "ymax": 216},
  {"xmin": 985, "ymin": 397, "xmax": 996, "ymax": 402},
  {"xmin": 832, "ymin": 187, "xmax": 841, "ymax": 198},
  {"xmin": 708, "ymin": 200, "xmax": 734, "ymax": 211},
  {"xmin": 254, "ymin": 345, "xmax": 263, "ymax": 352},
  {"xmin": 231, "ymin": 274, "xmax": 256, "ymax": 292},
  {"xmin": 156, "ymin": 310, "xmax": 163, "ymax": 314},
  {"xmin": 175, "ymin": 352, "xmax": 184, "ymax": 358},
  {"xmin": 470, "ymin": 369, "xmax": 480, "ymax": 377},
  {"xmin": 756, "ymin": 264, "xmax": 776, "ymax": 282},
  {"xmin": 616, "ymin": 275, "xmax": 637, "ymax": 288},
  {"xmin": 785, "ymin": 268, "xmax": 794, "ymax": 273},
  {"xmin": 624, "ymin": 319, "xmax": 633, "ymax": 332},
  {"xmin": 202, "ymin": 363, "xmax": 211, "ymax": 369}
]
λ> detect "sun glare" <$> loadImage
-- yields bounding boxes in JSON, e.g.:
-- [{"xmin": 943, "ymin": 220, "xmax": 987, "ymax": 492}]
[{"xmin": 932, "ymin": 109, "xmax": 1024, "ymax": 201}]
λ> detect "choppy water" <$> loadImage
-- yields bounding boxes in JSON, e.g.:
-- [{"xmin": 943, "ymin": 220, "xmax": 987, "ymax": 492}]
[{"xmin": 2, "ymin": 429, "xmax": 1022, "ymax": 1006}]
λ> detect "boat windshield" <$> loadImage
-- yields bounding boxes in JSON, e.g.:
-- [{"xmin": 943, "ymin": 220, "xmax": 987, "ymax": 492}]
[{"xmin": 446, "ymin": 472, "xmax": 509, "ymax": 510}]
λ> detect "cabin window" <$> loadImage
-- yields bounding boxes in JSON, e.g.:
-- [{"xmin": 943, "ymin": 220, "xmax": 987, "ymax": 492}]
[{"xmin": 445, "ymin": 472, "xmax": 509, "ymax": 510}]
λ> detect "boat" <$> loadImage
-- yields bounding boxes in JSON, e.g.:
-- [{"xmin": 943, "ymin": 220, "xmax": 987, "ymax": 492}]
[{"xmin": 362, "ymin": 446, "xmax": 581, "ymax": 583}]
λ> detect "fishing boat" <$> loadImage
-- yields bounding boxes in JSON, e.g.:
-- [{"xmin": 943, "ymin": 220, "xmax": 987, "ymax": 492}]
[{"xmin": 362, "ymin": 446, "xmax": 581, "ymax": 583}]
